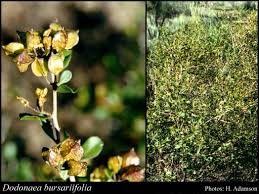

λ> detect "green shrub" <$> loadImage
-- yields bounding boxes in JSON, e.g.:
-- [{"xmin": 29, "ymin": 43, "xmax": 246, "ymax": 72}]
[{"xmin": 147, "ymin": 11, "xmax": 257, "ymax": 181}]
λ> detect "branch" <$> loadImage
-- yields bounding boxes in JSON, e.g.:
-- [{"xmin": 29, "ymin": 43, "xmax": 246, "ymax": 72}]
[{"xmin": 51, "ymin": 73, "xmax": 75, "ymax": 182}]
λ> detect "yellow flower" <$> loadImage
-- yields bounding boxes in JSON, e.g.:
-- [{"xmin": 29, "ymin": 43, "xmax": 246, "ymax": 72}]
[
  {"xmin": 16, "ymin": 96, "xmax": 29, "ymax": 107},
  {"xmin": 2, "ymin": 42, "xmax": 24, "ymax": 55},
  {"xmin": 48, "ymin": 53, "xmax": 64, "ymax": 75},
  {"xmin": 31, "ymin": 58, "xmax": 48, "ymax": 77},
  {"xmin": 65, "ymin": 30, "xmax": 79, "ymax": 49}
]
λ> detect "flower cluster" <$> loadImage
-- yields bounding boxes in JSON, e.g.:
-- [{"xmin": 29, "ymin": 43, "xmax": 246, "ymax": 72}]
[{"xmin": 2, "ymin": 22, "xmax": 79, "ymax": 76}]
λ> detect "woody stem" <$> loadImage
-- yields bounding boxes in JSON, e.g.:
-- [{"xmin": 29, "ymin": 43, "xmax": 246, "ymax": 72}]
[
  {"xmin": 52, "ymin": 89, "xmax": 60, "ymax": 132},
  {"xmin": 51, "ymin": 73, "xmax": 75, "ymax": 182}
]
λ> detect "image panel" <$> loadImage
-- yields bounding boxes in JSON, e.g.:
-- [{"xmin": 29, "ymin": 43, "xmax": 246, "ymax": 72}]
[
  {"xmin": 1, "ymin": 1, "xmax": 145, "ymax": 182},
  {"xmin": 146, "ymin": 1, "xmax": 258, "ymax": 181}
]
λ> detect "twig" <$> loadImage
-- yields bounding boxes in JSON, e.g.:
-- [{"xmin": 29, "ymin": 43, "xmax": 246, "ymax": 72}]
[
  {"xmin": 51, "ymin": 74, "xmax": 60, "ymax": 132},
  {"xmin": 51, "ymin": 73, "xmax": 75, "ymax": 182}
]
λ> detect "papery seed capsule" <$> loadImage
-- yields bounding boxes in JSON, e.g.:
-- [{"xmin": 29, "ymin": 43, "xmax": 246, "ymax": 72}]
[
  {"xmin": 31, "ymin": 58, "xmax": 48, "ymax": 77},
  {"xmin": 121, "ymin": 148, "xmax": 140, "ymax": 168},
  {"xmin": 65, "ymin": 30, "xmax": 79, "ymax": 49},
  {"xmin": 52, "ymin": 31, "xmax": 67, "ymax": 52},
  {"xmin": 48, "ymin": 53, "xmax": 64, "ymax": 75},
  {"xmin": 43, "ymin": 36, "xmax": 52, "ymax": 51},
  {"xmin": 67, "ymin": 159, "xmax": 87, "ymax": 176},
  {"xmin": 27, "ymin": 31, "xmax": 42, "ymax": 51},
  {"xmin": 121, "ymin": 165, "xmax": 145, "ymax": 182},
  {"xmin": 16, "ymin": 50, "xmax": 33, "ymax": 72},
  {"xmin": 2, "ymin": 42, "xmax": 24, "ymax": 55}
]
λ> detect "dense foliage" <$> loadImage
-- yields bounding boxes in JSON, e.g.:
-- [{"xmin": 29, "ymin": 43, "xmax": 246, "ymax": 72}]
[
  {"xmin": 147, "ymin": 2, "xmax": 258, "ymax": 181},
  {"xmin": 1, "ymin": 2, "xmax": 145, "ymax": 181}
]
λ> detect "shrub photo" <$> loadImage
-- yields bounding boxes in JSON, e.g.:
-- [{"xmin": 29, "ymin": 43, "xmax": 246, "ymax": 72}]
[{"xmin": 146, "ymin": 1, "xmax": 258, "ymax": 181}]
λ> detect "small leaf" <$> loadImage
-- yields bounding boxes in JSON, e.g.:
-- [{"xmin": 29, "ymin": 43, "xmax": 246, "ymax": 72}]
[
  {"xmin": 63, "ymin": 50, "xmax": 72, "ymax": 69},
  {"xmin": 3, "ymin": 142, "xmax": 17, "ymax": 161},
  {"xmin": 63, "ymin": 130, "xmax": 70, "ymax": 139},
  {"xmin": 58, "ymin": 70, "xmax": 72, "ymax": 86},
  {"xmin": 63, "ymin": 49, "xmax": 72, "ymax": 57},
  {"xmin": 104, "ymin": 168, "xmax": 113, "ymax": 180},
  {"xmin": 40, "ymin": 119, "xmax": 59, "ymax": 143},
  {"xmin": 82, "ymin": 136, "xmax": 104, "ymax": 160},
  {"xmin": 59, "ymin": 170, "xmax": 69, "ymax": 181},
  {"xmin": 57, "ymin": 84, "xmax": 77, "ymax": 94},
  {"xmin": 16, "ymin": 31, "xmax": 28, "ymax": 46},
  {"xmin": 19, "ymin": 113, "xmax": 47, "ymax": 121}
]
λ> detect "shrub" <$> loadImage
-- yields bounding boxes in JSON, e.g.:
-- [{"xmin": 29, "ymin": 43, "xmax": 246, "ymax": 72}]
[{"xmin": 147, "ymin": 11, "xmax": 257, "ymax": 181}]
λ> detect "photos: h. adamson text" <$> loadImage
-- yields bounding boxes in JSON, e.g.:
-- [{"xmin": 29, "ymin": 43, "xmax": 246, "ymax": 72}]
[{"xmin": 2, "ymin": 183, "xmax": 92, "ymax": 193}]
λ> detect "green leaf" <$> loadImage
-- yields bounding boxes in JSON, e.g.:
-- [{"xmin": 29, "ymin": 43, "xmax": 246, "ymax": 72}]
[
  {"xmin": 40, "ymin": 119, "xmax": 59, "ymax": 143},
  {"xmin": 63, "ymin": 130, "xmax": 70, "ymax": 139},
  {"xmin": 18, "ymin": 159, "xmax": 33, "ymax": 181},
  {"xmin": 16, "ymin": 31, "xmax": 28, "ymax": 46},
  {"xmin": 63, "ymin": 49, "xmax": 72, "ymax": 57},
  {"xmin": 19, "ymin": 113, "xmax": 47, "ymax": 121},
  {"xmin": 3, "ymin": 142, "xmax": 17, "ymax": 161},
  {"xmin": 57, "ymin": 84, "xmax": 77, "ymax": 94},
  {"xmin": 104, "ymin": 168, "xmax": 113, "ymax": 179},
  {"xmin": 59, "ymin": 170, "xmax": 69, "ymax": 180},
  {"xmin": 175, "ymin": 144, "xmax": 182, "ymax": 149},
  {"xmin": 63, "ymin": 50, "xmax": 72, "ymax": 69},
  {"xmin": 82, "ymin": 136, "xmax": 104, "ymax": 160},
  {"xmin": 58, "ymin": 70, "xmax": 72, "ymax": 86}
]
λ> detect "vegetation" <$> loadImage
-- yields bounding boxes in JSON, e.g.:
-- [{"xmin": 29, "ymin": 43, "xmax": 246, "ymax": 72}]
[
  {"xmin": 147, "ymin": 1, "xmax": 258, "ymax": 181},
  {"xmin": 2, "ymin": 21, "xmax": 144, "ymax": 182}
]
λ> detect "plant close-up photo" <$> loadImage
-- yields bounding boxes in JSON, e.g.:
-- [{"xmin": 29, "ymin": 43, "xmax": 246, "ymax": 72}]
[{"xmin": 1, "ymin": 1, "xmax": 145, "ymax": 182}]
